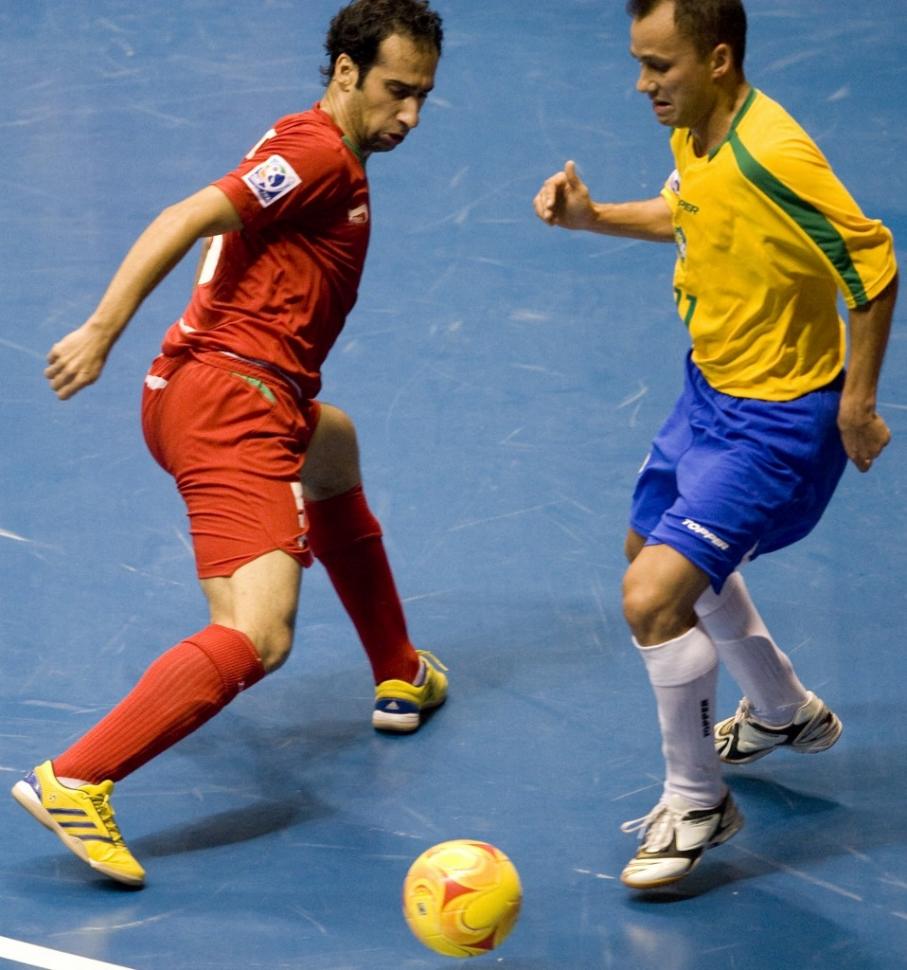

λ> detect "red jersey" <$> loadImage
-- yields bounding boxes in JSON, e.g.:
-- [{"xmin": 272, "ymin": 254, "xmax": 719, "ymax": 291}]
[{"xmin": 161, "ymin": 105, "xmax": 370, "ymax": 400}]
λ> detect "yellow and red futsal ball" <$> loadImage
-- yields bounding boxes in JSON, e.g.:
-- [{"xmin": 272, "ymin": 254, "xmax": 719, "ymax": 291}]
[{"xmin": 402, "ymin": 839, "xmax": 522, "ymax": 958}]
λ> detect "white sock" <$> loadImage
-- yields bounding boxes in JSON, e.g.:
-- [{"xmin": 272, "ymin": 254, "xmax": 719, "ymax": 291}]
[
  {"xmin": 696, "ymin": 572, "xmax": 808, "ymax": 726},
  {"xmin": 635, "ymin": 625, "xmax": 724, "ymax": 809}
]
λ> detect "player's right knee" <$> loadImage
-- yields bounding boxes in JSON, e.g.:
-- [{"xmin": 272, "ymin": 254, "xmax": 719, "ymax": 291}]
[{"xmin": 622, "ymin": 572, "xmax": 689, "ymax": 646}]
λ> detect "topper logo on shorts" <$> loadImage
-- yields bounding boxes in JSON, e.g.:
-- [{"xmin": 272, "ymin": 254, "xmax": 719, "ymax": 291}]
[
  {"xmin": 243, "ymin": 154, "xmax": 301, "ymax": 207},
  {"xmin": 681, "ymin": 518, "xmax": 730, "ymax": 551}
]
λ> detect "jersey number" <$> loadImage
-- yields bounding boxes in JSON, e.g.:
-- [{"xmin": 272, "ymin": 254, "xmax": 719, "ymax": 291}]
[
  {"xmin": 197, "ymin": 127, "xmax": 279, "ymax": 288},
  {"xmin": 197, "ymin": 234, "xmax": 224, "ymax": 286},
  {"xmin": 673, "ymin": 287, "xmax": 698, "ymax": 328}
]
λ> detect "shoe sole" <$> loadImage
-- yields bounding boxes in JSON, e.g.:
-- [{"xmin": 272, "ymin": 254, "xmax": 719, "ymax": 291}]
[
  {"xmin": 11, "ymin": 781, "xmax": 144, "ymax": 887},
  {"xmin": 621, "ymin": 860, "xmax": 704, "ymax": 890},
  {"xmin": 717, "ymin": 713, "xmax": 843, "ymax": 765},
  {"xmin": 372, "ymin": 694, "xmax": 446, "ymax": 733},
  {"xmin": 620, "ymin": 808, "xmax": 744, "ymax": 890}
]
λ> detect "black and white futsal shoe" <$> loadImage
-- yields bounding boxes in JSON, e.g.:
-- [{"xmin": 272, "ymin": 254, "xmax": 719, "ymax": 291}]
[
  {"xmin": 714, "ymin": 691, "xmax": 842, "ymax": 765},
  {"xmin": 620, "ymin": 790, "xmax": 743, "ymax": 890}
]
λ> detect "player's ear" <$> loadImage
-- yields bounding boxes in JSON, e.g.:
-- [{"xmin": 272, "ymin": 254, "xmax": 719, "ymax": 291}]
[
  {"xmin": 332, "ymin": 52, "xmax": 360, "ymax": 92},
  {"xmin": 710, "ymin": 42, "xmax": 733, "ymax": 80}
]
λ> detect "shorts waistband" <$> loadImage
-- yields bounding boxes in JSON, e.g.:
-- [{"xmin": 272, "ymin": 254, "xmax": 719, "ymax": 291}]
[{"xmin": 190, "ymin": 350, "xmax": 305, "ymax": 402}]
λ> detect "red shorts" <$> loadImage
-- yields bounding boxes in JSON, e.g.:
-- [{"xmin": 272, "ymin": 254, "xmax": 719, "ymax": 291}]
[{"xmin": 141, "ymin": 352, "xmax": 320, "ymax": 579}]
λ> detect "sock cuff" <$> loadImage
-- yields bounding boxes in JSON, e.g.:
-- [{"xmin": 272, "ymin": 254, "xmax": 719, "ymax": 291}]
[
  {"xmin": 305, "ymin": 484, "xmax": 382, "ymax": 558},
  {"xmin": 187, "ymin": 624, "xmax": 266, "ymax": 694},
  {"xmin": 634, "ymin": 624, "xmax": 717, "ymax": 687},
  {"xmin": 694, "ymin": 570, "xmax": 744, "ymax": 619},
  {"xmin": 695, "ymin": 570, "xmax": 770, "ymax": 643}
]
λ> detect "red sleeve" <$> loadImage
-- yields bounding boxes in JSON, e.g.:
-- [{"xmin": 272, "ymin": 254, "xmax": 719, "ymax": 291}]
[{"xmin": 214, "ymin": 117, "xmax": 350, "ymax": 230}]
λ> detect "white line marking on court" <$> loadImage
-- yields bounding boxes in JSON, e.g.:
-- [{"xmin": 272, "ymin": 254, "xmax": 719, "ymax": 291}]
[
  {"xmin": 617, "ymin": 381, "xmax": 648, "ymax": 410},
  {"xmin": 731, "ymin": 847, "xmax": 864, "ymax": 902},
  {"xmin": 0, "ymin": 337, "xmax": 44, "ymax": 359},
  {"xmin": 0, "ymin": 935, "xmax": 135, "ymax": 970},
  {"xmin": 447, "ymin": 501, "xmax": 562, "ymax": 533},
  {"xmin": 0, "ymin": 528, "xmax": 30, "ymax": 543},
  {"xmin": 172, "ymin": 527, "xmax": 193, "ymax": 556}
]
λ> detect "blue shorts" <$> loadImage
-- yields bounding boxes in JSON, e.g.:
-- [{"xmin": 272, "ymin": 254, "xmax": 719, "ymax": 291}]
[{"xmin": 630, "ymin": 354, "xmax": 847, "ymax": 592}]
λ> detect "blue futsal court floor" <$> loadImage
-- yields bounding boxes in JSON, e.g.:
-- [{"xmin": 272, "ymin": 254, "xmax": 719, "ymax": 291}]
[{"xmin": 2, "ymin": 1, "xmax": 907, "ymax": 967}]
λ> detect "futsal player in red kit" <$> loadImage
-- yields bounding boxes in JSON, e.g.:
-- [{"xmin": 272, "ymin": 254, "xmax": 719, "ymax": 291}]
[{"xmin": 11, "ymin": 0, "xmax": 446, "ymax": 887}]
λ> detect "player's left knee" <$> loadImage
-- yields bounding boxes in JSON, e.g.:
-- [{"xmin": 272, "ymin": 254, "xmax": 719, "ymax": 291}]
[{"xmin": 249, "ymin": 622, "xmax": 296, "ymax": 673}]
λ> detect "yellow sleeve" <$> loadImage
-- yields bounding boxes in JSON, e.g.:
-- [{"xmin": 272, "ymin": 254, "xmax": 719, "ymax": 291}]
[
  {"xmin": 745, "ymin": 136, "xmax": 897, "ymax": 308},
  {"xmin": 661, "ymin": 168, "xmax": 680, "ymax": 217}
]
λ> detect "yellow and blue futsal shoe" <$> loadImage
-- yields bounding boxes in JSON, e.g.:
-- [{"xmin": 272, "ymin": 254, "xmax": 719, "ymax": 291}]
[
  {"xmin": 373, "ymin": 650, "xmax": 448, "ymax": 733},
  {"xmin": 11, "ymin": 760, "xmax": 145, "ymax": 887}
]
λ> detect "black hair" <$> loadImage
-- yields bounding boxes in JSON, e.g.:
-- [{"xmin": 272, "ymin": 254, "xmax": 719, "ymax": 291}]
[
  {"xmin": 626, "ymin": 0, "xmax": 747, "ymax": 69},
  {"xmin": 322, "ymin": 0, "xmax": 443, "ymax": 84}
]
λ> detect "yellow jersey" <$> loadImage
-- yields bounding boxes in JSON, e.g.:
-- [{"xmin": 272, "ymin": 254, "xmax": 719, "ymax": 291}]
[{"xmin": 660, "ymin": 88, "xmax": 897, "ymax": 400}]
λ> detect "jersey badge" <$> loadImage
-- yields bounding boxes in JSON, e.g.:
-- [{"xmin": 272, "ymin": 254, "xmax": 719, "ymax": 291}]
[
  {"xmin": 242, "ymin": 154, "xmax": 301, "ymax": 207},
  {"xmin": 674, "ymin": 225, "xmax": 688, "ymax": 263},
  {"xmin": 348, "ymin": 203, "xmax": 369, "ymax": 225}
]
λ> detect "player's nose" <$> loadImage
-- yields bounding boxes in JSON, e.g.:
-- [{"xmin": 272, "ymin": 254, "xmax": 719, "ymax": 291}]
[{"xmin": 398, "ymin": 96, "xmax": 421, "ymax": 130}]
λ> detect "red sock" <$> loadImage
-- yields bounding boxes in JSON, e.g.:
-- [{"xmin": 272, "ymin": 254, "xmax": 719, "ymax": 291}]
[
  {"xmin": 52, "ymin": 625, "xmax": 265, "ymax": 784},
  {"xmin": 305, "ymin": 485, "xmax": 419, "ymax": 684}
]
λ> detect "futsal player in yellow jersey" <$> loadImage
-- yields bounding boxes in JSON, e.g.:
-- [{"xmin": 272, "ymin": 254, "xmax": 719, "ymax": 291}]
[
  {"xmin": 534, "ymin": 0, "xmax": 898, "ymax": 889},
  {"xmin": 666, "ymin": 88, "xmax": 894, "ymax": 400}
]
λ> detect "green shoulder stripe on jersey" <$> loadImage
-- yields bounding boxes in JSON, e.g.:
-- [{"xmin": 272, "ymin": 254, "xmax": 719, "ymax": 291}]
[
  {"xmin": 728, "ymin": 131, "xmax": 867, "ymax": 304},
  {"xmin": 708, "ymin": 86, "xmax": 757, "ymax": 161}
]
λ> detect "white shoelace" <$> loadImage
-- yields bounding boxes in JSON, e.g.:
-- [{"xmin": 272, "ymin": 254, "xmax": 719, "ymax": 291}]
[
  {"xmin": 733, "ymin": 697, "xmax": 755, "ymax": 723},
  {"xmin": 620, "ymin": 801, "xmax": 681, "ymax": 852}
]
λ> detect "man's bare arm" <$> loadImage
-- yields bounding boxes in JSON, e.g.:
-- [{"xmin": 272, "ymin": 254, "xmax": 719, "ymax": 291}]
[
  {"xmin": 46, "ymin": 186, "xmax": 242, "ymax": 400},
  {"xmin": 839, "ymin": 273, "xmax": 898, "ymax": 471},
  {"xmin": 533, "ymin": 160, "xmax": 674, "ymax": 242}
]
